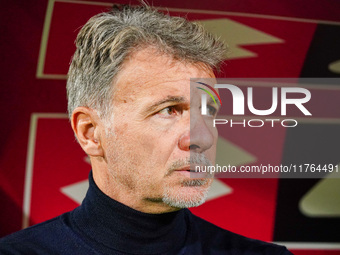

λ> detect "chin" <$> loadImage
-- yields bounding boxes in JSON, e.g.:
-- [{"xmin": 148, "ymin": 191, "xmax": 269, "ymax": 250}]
[{"xmin": 162, "ymin": 179, "xmax": 212, "ymax": 208}]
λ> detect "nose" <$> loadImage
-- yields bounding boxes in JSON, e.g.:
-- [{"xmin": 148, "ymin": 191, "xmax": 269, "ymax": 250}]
[{"xmin": 178, "ymin": 114, "xmax": 215, "ymax": 153}]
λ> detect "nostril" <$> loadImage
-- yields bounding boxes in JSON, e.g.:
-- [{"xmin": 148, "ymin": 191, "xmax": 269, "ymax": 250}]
[{"xmin": 189, "ymin": 144, "xmax": 199, "ymax": 150}]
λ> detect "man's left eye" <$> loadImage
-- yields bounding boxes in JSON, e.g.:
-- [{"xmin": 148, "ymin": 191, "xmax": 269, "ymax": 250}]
[
  {"xmin": 158, "ymin": 106, "xmax": 181, "ymax": 116},
  {"xmin": 207, "ymin": 105, "xmax": 218, "ymax": 117}
]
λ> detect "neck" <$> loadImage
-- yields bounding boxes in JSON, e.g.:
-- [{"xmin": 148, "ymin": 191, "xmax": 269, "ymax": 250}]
[
  {"xmin": 70, "ymin": 171, "xmax": 188, "ymax": 254},
  {"xmin": 92, "ymin": 166, "xmax": 178, "ymax": 213}
]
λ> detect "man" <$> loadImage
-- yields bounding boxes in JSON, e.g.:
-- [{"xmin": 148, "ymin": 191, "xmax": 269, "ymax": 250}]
[{"xmin": 0, "ymin": 4, "xmax": 293, "ymax": 254}]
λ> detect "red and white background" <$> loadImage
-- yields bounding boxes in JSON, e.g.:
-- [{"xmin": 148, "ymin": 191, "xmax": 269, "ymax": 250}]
[{"xmin": 1, "ymin": 1, "xmax": 340, "ymax": 254}]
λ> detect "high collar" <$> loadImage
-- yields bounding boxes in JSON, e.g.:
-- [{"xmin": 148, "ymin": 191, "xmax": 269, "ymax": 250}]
[{"xmin": 70, "ymin": 172, "xmax": 189, "ymax": 254}]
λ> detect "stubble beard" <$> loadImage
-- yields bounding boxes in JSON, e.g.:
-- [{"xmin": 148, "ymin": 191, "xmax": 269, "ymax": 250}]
[
  {"xmin": 162, "ymin": 179, "xmax": 212, "ymax": 208},
  {"xmin": 105, "ymin": 125, "xmax": 214, "ymax": 210},
  {"xmin": 162, "ymin": 153, "xmax": 214, "ymax": 209}
]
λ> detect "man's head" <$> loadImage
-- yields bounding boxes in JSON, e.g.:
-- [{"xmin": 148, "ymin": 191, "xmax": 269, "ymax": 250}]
[{"xmin": 67, "ymin": 4, "xmax": 226, "ymax": 213}]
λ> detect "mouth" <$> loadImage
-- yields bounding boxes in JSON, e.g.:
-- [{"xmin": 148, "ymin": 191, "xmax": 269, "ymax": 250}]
[
  {"xmin": 174, "ymin": 165, "xmax": 212, "ymax": 178},
  {"xmin": 175, "ymin": 166, "xmax": 197, "ymax": 172}
]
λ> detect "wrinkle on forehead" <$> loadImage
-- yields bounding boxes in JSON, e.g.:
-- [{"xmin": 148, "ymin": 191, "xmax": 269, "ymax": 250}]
[{"xmin": 111, "ymin": 47, "xmax": 215, "ymax": 104}]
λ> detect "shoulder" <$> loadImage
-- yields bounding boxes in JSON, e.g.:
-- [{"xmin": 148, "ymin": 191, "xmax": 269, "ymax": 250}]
[
  {"xmin": 186, "ymin": 211, "xmax": 293, "ymax": 255},
  {"xmin": 0, "ymin": 213, "xmax": 89, "ymax": 255}
]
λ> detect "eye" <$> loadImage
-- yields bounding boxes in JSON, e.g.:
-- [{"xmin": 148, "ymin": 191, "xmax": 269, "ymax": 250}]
[
  {"xmin": 206, "ymin": 105, "xmax": 218, "ymax": 117},
  {"xmin": 157, "ymin": 106, "xmax": 182, "ymax": 116}
]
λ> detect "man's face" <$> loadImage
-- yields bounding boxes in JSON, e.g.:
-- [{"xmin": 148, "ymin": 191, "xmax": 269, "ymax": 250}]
[{"xmin": 100, "ymin": 47, "xmax": 218, "ymax": 213}]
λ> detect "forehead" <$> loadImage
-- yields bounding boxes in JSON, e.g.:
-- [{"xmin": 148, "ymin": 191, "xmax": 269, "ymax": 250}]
[{"xmin": 112, "ymin": 47, "xmax": 215, "ymax": 102}]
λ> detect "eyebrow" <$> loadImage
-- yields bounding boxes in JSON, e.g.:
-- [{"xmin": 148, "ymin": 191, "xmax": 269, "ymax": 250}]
[
  {"xmin": 205, "ymin": 96, "xmax": 221, "ymax": 110},
  {"xmin": 145, "ymin": 96, "xmax": 187, "ymax": 113},
  {"xmin": 207, "ymin": 96, "xmax": 220, "ymax": 106}
]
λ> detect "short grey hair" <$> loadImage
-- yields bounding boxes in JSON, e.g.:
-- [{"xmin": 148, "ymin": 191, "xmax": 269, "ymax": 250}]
[{"xmin": 67, "ymin": 4, "xmax": 226, "ymax": 119}]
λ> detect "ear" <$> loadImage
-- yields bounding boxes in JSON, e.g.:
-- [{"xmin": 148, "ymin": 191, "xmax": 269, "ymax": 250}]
[{"xmin": 71, "ymin": 107, "xmax": 104, "ymax": 157}]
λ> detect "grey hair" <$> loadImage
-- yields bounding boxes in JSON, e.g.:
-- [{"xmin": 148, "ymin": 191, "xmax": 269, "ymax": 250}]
[{"xmin": 66, "ymin": 4, "xmax": 226, "ymax": 119}]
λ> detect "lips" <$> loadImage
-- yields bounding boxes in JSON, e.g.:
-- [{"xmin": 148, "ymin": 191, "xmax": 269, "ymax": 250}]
[
  {"xmin": 175, "ymin": 166, "xmax": 198, "ymax": 172},
  {"xmin": 174, "ymin": 165, "xmax": 212, "ymax": 178}
]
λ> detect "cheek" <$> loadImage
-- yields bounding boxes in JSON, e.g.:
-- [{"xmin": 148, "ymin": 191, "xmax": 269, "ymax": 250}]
[
  {"xmin": 207, "ymin": 145, "xmax": 217, "ymax": 162},
  {"xmin": 119, "ymin": 124, "xmax": 178, "ymax": 168},
  {"xmin": 141, "ymin": 130, "xmax": 178, "ymax": 163},
  {"xmin": 207, "ymin": 130, "xmax": 218, "ymax": 162}
]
